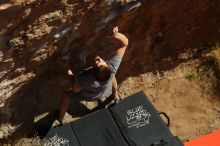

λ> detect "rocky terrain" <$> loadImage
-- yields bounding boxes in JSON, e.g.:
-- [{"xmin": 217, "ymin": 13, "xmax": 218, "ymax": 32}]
[{"xmin": 0, "ymin": 0, "xmax": 220, "ymax": 144}]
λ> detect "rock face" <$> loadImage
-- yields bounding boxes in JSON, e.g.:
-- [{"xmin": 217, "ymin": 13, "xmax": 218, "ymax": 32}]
[{"xmin": 0, "ymin": 0, "xmax": 220, "ymax": 143}]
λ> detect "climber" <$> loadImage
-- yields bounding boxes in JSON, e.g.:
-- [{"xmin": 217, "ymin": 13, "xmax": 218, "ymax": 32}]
[{"xmin": 58, "ymin": 26, "xmax": 129, "ymax": 123}]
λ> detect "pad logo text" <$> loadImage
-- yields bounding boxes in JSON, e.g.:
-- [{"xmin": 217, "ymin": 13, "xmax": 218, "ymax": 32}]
[
  {"xmin": 126, "ymin": 105, "xmax": 151, "ymax": 128},
  {"xmin": 43, "ymin": 134, "xmax": 69, "ymax": 146}
]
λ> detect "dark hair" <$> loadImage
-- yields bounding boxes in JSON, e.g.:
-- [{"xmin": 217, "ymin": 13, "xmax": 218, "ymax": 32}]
[{"xmin": 93, "ymin": 65, "xmax": 111, "ymax": 82}]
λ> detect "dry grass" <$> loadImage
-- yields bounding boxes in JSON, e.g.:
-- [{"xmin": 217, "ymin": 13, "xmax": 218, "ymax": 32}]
[
  {"xmin": 210, "ymin": 43, "xmax": 220, "ymax": 70},
  {"xmin": 15, "ymin": 137, "xmax": 41, "ymax": 146}
]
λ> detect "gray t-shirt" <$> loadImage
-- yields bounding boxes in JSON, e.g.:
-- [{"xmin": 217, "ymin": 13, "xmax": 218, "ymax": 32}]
[{"xmin": 75, "ymin": 55, "xmax": 122, "ymax": 100}]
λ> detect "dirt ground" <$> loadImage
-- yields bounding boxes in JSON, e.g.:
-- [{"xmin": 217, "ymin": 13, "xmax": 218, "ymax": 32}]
[
  {"xmin": 0, "ymin": 0, "xmax": 220, "ymax": 144},
  {"xmin": 60, "ymin": 57, "xmax": 220, "ymax": 142},
  {"xmin": 7, "ymin": 57, "xmax": 220, "ymax": 145},
  {"xmin": 118, "ymin": 59, "xmax": 220, "ymax": 141}
]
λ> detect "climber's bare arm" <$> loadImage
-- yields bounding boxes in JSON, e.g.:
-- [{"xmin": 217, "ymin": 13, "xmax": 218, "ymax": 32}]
[
  {"xmin": 112, "ymin": 76, "xmax": 118, "ymax": 99},
  {"xmin": 67, "ymin": 70, "xmax": 81, "ymax": 93},
  {"xmin": 112, "ymin": 26, "xmax": 129, "ymax": 58},
  {"xmin": 72, "ymin": 82, "xmax": 81, "ymax": 93}
]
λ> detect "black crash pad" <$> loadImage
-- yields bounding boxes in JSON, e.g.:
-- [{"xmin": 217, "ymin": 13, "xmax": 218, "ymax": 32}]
[
  {"xmin": 44, "ymin": 123, "xmax": 79, "ymax": 146},
  {"xmin": 109, "ymin": 91, "xmax": 182, "ymax": 146},
  {"xmin": 45, "ymin": 91, "xmax": 183, "ymax": 146},
  {"xmin": 70, "ymin": 108, "xmax": 128, "ymax": 146}
]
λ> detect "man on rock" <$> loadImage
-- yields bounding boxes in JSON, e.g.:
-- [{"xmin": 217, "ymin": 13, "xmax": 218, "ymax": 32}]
[{"xmin": 58, "ymin": 26, "xmax": 129, "ymax": 123}]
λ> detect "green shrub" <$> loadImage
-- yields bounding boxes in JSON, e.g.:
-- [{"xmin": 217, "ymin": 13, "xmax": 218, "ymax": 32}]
[{"xmin": 185, "ymin": 72, "xmax": 197, "ymax": 81}]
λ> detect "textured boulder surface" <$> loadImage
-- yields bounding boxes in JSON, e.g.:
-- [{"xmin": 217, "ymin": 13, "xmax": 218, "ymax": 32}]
[{"xmin": 0, "ymin": 0, "xmax": 220, "ymax": 144}]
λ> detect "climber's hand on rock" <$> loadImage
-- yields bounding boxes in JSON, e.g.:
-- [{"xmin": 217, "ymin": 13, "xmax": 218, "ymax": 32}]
[
  {"xmin": 113, "ymin": 26, "xmax": 119, "ymax": 35},
  {"xmin": 67, "ymin": 69, "xmax": 73, "ymax": 76},
  {"xmin": 112, "ymin": 26, "xmax": 128, "ymax": 47}
]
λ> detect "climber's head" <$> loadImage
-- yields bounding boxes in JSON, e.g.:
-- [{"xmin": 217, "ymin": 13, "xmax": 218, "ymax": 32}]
[{"xmin": 93, "ymin": 56, "xmax": 111, "ymax": 82}]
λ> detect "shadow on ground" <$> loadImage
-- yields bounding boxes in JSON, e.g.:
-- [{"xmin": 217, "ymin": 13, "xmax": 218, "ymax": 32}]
[{"xmin": 0, "ymin": 61, "xmax": 114, "ymax": 143}]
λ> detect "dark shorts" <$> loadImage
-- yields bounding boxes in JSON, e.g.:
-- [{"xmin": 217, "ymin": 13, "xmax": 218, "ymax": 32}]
[
  {"xmin": 64, "ymin": 89, "xmax": 97, "ymax": 101},
  {"xmin": 64, "ymin": 89, "xmax": 110, "ymax": 102},
  {"xmin": 64, "ymin": 89, "xmax": 81, "ymax": 100}
]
